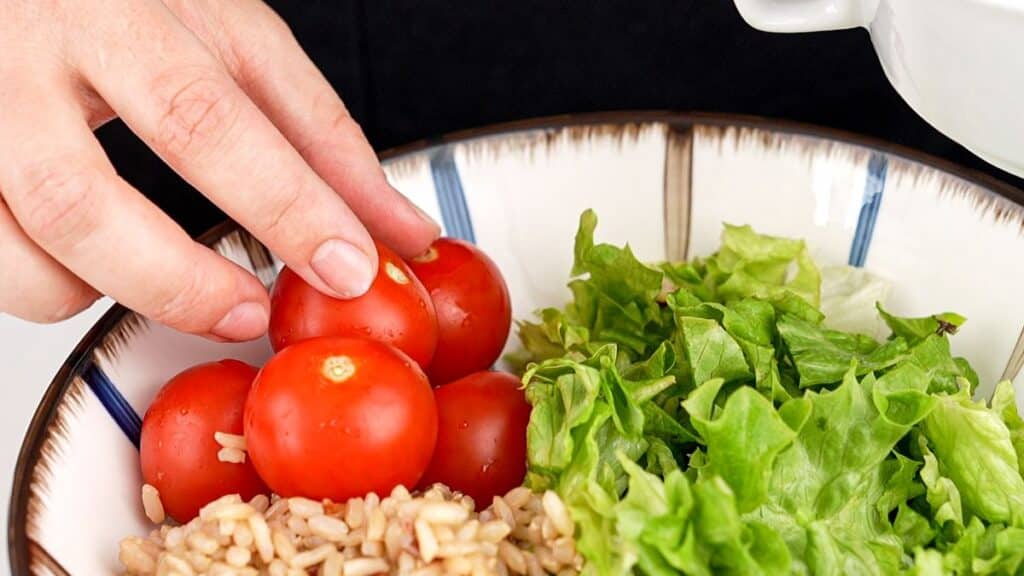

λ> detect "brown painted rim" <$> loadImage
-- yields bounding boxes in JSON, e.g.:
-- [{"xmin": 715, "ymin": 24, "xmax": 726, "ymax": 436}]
[
  {"xmin": 9, "ymin": 110, "xmax": 1024, "ymax": 575},
  {"xmin": 375, "ymin": 111, "xmax": 1024, "ymax": 207}
]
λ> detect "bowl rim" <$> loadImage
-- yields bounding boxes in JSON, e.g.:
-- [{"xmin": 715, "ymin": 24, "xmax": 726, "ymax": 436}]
[{"xmin": 9, "ymin": 110, "xmax": 1024, "ymax": 575}]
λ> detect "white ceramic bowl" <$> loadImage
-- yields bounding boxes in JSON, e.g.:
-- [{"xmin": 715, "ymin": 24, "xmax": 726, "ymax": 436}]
[
  {"xmin": 734, "ymin": 0, "xmax": 1024, "ymax": 178},
  {"xmin": 9, "ymin": 112, "xmax": 1024, "ymax": 575}
]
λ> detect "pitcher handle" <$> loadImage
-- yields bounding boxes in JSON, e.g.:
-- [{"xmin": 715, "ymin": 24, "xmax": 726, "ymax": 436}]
[{"xmin": 733, "ymin": 0, "xmax": 878, "ymax": 32}]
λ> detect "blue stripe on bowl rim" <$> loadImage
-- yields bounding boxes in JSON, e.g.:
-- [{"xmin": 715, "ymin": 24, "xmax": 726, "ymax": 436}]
[
  {"xmin": 82, "ymin": 363, "xmax": 141, "ymax": 448},
  {"xmin": 848, "ymin": 152, "xmax": 890, "ymax": 267},
  {"xmin": 429, "ymin": 146, "xmax": 477, "ymax": 243}
]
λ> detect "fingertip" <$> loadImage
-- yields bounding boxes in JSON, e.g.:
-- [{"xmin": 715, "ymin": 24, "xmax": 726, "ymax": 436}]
[
  {"xmin": 168, "ymin": 260, "xmax": 271, "ymax": 341},
  {"xmin": 210, "ymin": 300, "xmax": 269, "ymax": 341},
  {"xmin": 371, "ymin": 185, "xmax": 443, "ymax": 260},
  {"xmin": 309, "ymin": 238, "xmax": 378, "ymax": 299}
]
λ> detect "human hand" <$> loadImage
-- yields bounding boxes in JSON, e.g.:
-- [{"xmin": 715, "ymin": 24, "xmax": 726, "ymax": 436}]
[{"xmin": 0, "ymin": 0, "xmax": 440, "ymax": 341}]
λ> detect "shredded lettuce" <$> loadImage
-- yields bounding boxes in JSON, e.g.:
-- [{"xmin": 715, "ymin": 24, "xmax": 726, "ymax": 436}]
[{"xmin": 515, "ymin": 210, "xmax": 1024, "ymax": 575}]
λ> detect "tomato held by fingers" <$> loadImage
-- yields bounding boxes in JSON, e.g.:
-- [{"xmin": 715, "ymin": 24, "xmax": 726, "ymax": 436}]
[
  {"xmin": 268, "ymin": 240, "xmax": 438, "ymax": 368},
  {"xmin": 419, "ymin": 371, "xmax": 530, "ymax": 505},
  {"xmin": 244, "ymin": 337, "xmax": 438, "ymax": 501},
  {"xmin": 139, "ymin": 360, "xmax": 267, "ymax": 523},
  {"xmin": 407, "ymin": 239, "xmax": 511, "ymax": 384}
]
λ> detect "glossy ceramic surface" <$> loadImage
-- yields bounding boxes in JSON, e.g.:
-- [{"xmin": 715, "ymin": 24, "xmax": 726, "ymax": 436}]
[
  {"xmin": 9, "ymin": 112, "xmax": 1024, "ymax": 575},
  {"xmin": 734, "ymin": 0, "xmax": 1024, "ymax": 178}
]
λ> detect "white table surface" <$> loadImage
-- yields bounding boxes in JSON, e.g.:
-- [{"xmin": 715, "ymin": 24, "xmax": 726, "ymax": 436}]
[{"xmin": 0, "ymin": 300, "xmax": 110, "ymax": 573}]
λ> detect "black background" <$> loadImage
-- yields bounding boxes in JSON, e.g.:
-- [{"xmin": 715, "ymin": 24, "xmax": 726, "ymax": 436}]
[{"xmin": 96, "ymin": 0, "xmax": 1024, "ymax": 237}]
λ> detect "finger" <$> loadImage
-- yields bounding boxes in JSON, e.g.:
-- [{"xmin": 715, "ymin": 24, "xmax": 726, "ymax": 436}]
[
  {"xmin": 173, "ymin": 0, "xmax": 441, "ymax": 258},
  {"xmin": 0, "ymin": 77, "xmax": 270, "ymax": 340},
  {"xmin": 0, "ymin": 202, "xmax": 100, "ymax": 323},
  {"xmin": 71, "ymin": 0, "xmax": 379, "ymax": 299}
]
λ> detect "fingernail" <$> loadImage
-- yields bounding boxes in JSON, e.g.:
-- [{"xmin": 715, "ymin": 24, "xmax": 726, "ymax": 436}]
[
  {"xmin": 311, "ymin": 239, "xmax": 376, "ymax": 298},
  {"xmin": 211, "ymin": 302, "xmax": 268, "ymax": 341}
]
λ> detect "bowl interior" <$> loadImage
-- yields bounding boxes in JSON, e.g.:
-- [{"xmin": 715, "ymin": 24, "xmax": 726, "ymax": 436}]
[{"xmin": 11, "ymin": 113, "xmax": 1024, "ymax": 575}]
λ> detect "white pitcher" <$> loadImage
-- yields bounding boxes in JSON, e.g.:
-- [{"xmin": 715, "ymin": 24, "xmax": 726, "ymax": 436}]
[{"xmin": 734, "ymin": 0, "xmax": 1024, "ymax": 178}]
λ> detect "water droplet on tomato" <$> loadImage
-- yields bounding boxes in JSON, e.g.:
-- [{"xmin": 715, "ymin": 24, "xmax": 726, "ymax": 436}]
[
  {"xmin": 459, "ymin": 421, "xmax": 469, "ymax": 429},
  {"xmin": 179, "ymin": 408, "xmax": 188, "ymax": 416}
]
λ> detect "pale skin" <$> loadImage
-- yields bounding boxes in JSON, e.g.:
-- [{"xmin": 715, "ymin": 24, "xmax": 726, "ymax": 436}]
[{"xmin": 0, "ymin": 0, "xmax": 441, "ymax": 341}]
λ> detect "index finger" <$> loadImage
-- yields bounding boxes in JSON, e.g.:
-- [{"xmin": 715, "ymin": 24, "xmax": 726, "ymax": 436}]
[
  {"xmin": 71, "ymin": 0, "xmax": 378, "ymax": 299},
  {"xmin": 178, "ymin": 0, "xmax": 441, "ymax": 258}
]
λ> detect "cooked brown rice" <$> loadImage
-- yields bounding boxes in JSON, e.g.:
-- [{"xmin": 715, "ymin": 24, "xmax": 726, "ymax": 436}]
[
  {"xmin": 214, "ymin": 432, "xmax": 249, "ymax": 464},
  {"xmin": 119, "ymin": 484, "xmax": 582, "ymax": 575}
]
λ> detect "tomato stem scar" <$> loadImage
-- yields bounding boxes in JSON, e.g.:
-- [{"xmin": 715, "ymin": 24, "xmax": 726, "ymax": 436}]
[
  {"xmin": 322, "ymin": 356, "xmax": 356, "ymax": 383},
  {"xmin": 411, "ymin": 246, "xmax": 439, "ymax": 264},
  {"xmin": 384, "ymin": 261, "xmax": 410, "ymax": 285}
]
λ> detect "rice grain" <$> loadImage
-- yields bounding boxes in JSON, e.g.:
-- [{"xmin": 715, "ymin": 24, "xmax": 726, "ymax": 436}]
[
  {"xmin": 213, "ymin": 431, "xmax": 247, "ymax": 451},
  {"xmin": 216, "ymin": 447, "xmax": 246, "ymax": 464},
  {"xmin": 141, "ymin": 484, "xmax": 165, "ymax": 524},
  {"xmin": 343, "ymin": 557, "xmax": 389, "ymax": 576}
]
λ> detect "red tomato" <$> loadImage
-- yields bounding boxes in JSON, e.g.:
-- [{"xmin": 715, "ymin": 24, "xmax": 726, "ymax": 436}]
[
  {"xmin": 419, "ymin": 371, "xmax": 530, "ymax": 505},
  {"xmin": 244, "ymin": 337, "xmax": 438, "ymax": 501},
  {"xmin": 268, "ymin": 240, "xmax": 439, "ymax": 368},
  {"xmin": 139, "ymin": 360, "xmax": 267, "ymax": 522},
  {"xmin": 407, "ymin": 239, "xmax": 511, "ymax": 384}
]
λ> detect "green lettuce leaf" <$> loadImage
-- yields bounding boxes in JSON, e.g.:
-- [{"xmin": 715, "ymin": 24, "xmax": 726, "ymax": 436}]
[
  {"xmin": 615, "ymin": 459, "xmax": 791, "ymax": 576},
  {"xmin": 992, "ymin": 380, "xmax": 1024, "ymax": 468},
  {"xmin": 684, "ymin": 381, "xmax": 796, "ymax": 512},
  {"xmin": 877, "ymin": 303, "xmax": 967, "ymax": 346},
  {"xmin": 920, "ymin": 387, "xmax": 1024, "ymax": 524},
  {"xmin": 777, "ymin": 314, "xmax": 908, "ymax": 387},
  {"xmin": 676, "ymin": 317, "xmax": 752, "ymax": 387},
  {"xmin": 904, "ymin": 334, "xmax": 978, "ymax": 395},
  {"xmin": 920, "ymin": 437, "xmax": 966, "ymax": 533}
]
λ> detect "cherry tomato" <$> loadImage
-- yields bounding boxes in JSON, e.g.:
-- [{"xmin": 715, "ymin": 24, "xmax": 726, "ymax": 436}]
[
  {"xmin": 139, "ymin": 360, "xmax": 268, "ymax": 522},
  {"xmin": 419, "ymin": 371, "xmax": 530, "ymax": 505},
  {"xmin": 407, "ymin": 238, "xmax": 511, "ymax": 384},
  {"xmin": 244, "ymin": 337, "xmax": 438, "ymax": 501},
  {"xmin": 268, "ymin": 240, "xmax": 439, "ymax": 368}
]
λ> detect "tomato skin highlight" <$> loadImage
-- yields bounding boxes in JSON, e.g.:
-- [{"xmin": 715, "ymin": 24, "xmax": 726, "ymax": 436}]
[
  {"xmin": 407, "ymin": 238, "xmax": 511, "ymax": 385},
  {"xmin": 139, "ymin": 359, "xmax": 268, "ymax": 523},
  {"xmin": 268, "ymin": 240, "xmax": 439, "ymax": 368},
  {"xmin": 244, "ymin": 337, "xmax": 438, "ymax": 501},
  {"xmin": 419, "ymin": 371, "xmax": 530, "ymax": 505}
]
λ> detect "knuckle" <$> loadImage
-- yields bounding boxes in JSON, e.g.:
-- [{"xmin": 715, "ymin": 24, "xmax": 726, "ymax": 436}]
[
  {"xmin": 225, "ymin": 6, "xmax": 293, "ymax": 90},
  {"xmin": 226, "ymin": 41, "xmax": 271, "ymax": 92},
  {"xmin": 147, "ymin": 265, "xmax": 223, "ymax": 332},
  {"xmin": 259, "ymin": 178, "xmax": 308, "ymax": 240},
  {"xmin": 152, "ymin": 70, "xmax": 240, "ymax": 160},
  {"xmin": 297, "ymin": 103, "xmax": 357, "ymax": 158},
  {"xmin": 248, "ymin": 3, "xmax": 296, "ymax": 45},
  {"xmin": 15, "ymin": 161, "xmax": 103, "ymax": 248},
  {"xmin": 323, "ymin": 102, "xmax": 359, "ymax": 136}
]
